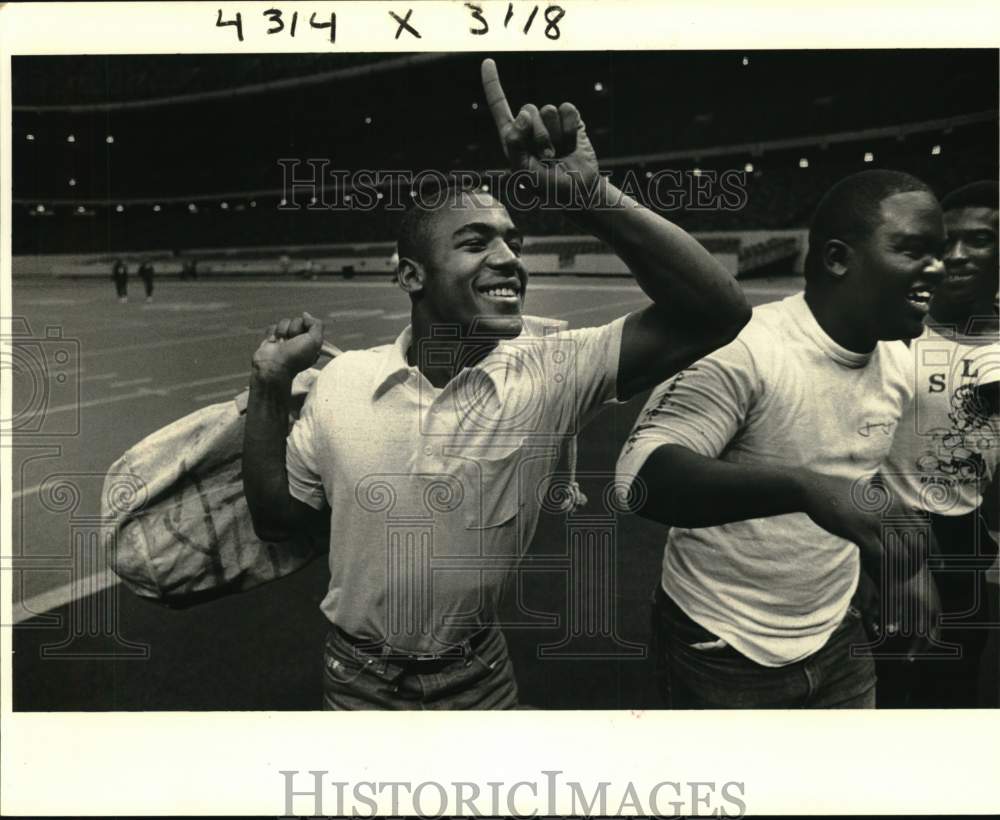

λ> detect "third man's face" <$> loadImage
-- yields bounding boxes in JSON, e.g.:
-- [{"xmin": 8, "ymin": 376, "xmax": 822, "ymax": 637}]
[{"xmin": 937, "ymin": 205, "xmax": 999, "ymax": 311}]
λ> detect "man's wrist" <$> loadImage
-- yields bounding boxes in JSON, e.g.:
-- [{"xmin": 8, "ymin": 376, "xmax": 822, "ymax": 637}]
[
  {"xmin": 251, "ymin": 359, "xmax": 296, "ymax": 386},
  {"xmin": 783, "ymin": 466, "xmax": 811, "ymax": 515}
]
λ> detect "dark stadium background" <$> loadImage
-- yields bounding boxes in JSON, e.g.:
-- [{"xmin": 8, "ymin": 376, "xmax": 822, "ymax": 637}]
[{"xmin": 9, "ymin": 50, "xmax": 999, "ymax": 709}]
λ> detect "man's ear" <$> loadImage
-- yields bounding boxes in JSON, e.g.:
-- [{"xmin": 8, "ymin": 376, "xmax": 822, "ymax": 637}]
[
  {"xmin": 397, "ymin": 257, "xmax": 426, "ymax": 295},
  {"xmin": 821, "ymin": 239, "xmax": 852, "ymax": 281}
]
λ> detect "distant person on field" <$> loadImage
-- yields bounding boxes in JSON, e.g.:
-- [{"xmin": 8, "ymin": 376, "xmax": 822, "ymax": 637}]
[
  {"xmin": 138, "ymin": 259, "xmax": 155, "ymax": 304},
  {"xmin": 112, "ymin": 257, "xmax": 128, "ymax": 304},
  {"xmin": 389, "ymin": 249, "xmax": 400, "ymax": 283}
]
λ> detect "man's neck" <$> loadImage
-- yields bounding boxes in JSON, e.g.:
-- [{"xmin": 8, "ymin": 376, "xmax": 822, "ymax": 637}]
[
  {"xmin": 803, "ymin": 288, "xmax": 877, "ymax": 354},
  {"xmin": 406, "ymin": 330, "xmax": 498, "ymax": 389},
  {"xmin": 928, "ymin": 299, "xmax": 999, "ymax": 337}
]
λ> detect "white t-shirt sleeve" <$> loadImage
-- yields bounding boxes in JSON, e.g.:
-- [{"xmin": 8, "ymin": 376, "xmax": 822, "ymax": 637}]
[
  {"xmin": 285, "ymin": 388, "xmax": 327, "ymax": 511},
  {"xmin": 542, "ymin": 315, "xmax": 627, "ymax": 429},
  {"xmin": 616, "ymin": 336, "xmax": 760, "ymax": 490}
]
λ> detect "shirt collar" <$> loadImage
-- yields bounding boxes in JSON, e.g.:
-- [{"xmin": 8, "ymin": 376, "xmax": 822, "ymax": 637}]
[
  {"xmin": 369, "ymin": 315, "xmax": 567, "ymax": 399},
  {"xmin": 370, "ymin": 326, "xmax": 415, "ymax": 397},
  {"xmin": 790, "ymin": 292, "xmax": 873, "ymax": 369}
]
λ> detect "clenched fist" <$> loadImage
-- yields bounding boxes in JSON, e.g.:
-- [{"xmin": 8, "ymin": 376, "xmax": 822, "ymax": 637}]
[{"xmin": 253, "ymin": 311, "xmax": 324, "ymax": 380}]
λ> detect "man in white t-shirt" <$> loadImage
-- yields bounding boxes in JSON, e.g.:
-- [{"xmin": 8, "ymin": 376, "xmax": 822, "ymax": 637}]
[
  {"xmin": 616, "ymin": 169, "xmax": 946, "ymax": 708},
  {"xmin": 240, "ymin": 60, "xmax": 751, "ymax": 709},
  {"xmin": 878, "ymin": 180, "xmax": 999, "ymax": 707}
]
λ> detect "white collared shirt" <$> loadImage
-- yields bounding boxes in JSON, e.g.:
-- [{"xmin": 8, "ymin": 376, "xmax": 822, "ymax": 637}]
[{"xmin": 286, "ymin": 315, "xmax": 626, "ymax": 653}]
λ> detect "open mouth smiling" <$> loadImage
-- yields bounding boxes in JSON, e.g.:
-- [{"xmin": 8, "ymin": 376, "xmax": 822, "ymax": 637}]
[{"xmin": 476, "ymin": 280, "xmax": 523, "ymax": 304}]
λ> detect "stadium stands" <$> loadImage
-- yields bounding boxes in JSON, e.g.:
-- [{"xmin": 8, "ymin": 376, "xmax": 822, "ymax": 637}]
[{"xmin": 12, "ymin": 52, "xmax": 998, "ymax": 278}]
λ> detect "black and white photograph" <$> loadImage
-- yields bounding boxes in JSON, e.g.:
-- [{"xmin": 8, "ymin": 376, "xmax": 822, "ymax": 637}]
[{"xmin": 2, "ymin": 1, "xmax": 999, "ymax": 816}]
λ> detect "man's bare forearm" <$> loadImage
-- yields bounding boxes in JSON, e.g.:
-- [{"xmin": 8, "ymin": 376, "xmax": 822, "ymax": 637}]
[
  {"xmin": 629, "ymin": 443, "xmax": 886, "ymax": 579},
  {"xmin": 572, "ymin": 177, "xmax": 750, "ymax": 335},
  {"xmin": 243, "ymin": 367, "xmax": 310, "ymax": 541},
  {"xmin": 630, "ymin": 444, "xmax": 805, "ymax": 527}
]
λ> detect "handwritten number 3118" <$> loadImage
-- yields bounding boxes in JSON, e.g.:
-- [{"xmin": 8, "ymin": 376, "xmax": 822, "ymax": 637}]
[{"xmin": 466, "ymin": 4, "xmax": 565, "ymax": 39}]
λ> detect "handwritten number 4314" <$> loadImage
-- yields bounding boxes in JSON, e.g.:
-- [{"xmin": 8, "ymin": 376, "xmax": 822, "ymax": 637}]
[{"xmin": 216, "ymin": 9, "xmax": 336, "ymax": 42}]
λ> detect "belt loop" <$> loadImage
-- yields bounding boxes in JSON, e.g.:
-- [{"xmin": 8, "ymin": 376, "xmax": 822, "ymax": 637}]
[{"xmin": 377, "ymin": 644, "xmax": 392, "ymax": 676}]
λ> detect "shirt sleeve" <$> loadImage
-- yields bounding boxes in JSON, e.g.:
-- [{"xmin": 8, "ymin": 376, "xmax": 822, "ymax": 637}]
[
  {"xmin": 615, "ymin": 336, "xmax": 760, "ymax": 494},
  {"xmin": 285, "ymin": 387, "xmax": 327, "ymax": 511},
  {"xmin": 541, "ymin": 315, "xmax": 628, "ymax": 430}
]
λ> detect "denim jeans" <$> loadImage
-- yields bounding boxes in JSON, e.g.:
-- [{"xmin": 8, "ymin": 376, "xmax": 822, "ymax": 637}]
[
  {"xmin": 322, "ymin": 624, "xmax": 519, "ymax": 710},
  {"xmin": 651, "ymin": 585, "xmax": 877, "ymax": 709},
  {"xmin": 876, "ymin": 511, "xmax": 999, "ymax": 708}
]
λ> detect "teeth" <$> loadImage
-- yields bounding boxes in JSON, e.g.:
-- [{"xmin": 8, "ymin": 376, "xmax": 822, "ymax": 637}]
[{"xmin": 484, "ymin": 287, "xmax": 517, "ymax": 297}]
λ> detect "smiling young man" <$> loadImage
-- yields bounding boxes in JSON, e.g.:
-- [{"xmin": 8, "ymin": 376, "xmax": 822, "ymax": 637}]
[
  {"xmin": 877, "ymin": 180, "xmax": 999, "ymax": 707},
  {"xmin": 241, "ymin": 60, "xmax": 750, "ymax": 709},
  {"xmin": 615, "ymin": 169, "xmax": 946, "ymax": 709}
]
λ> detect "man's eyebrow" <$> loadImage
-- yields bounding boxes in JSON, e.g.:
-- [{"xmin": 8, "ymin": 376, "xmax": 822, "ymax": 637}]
[
  {"xmin": 947, "ymin": 226, "xmax": 997, "ymax": 234},
  {"xmin": 890, "ymin": 230, "xmax": 939, "ymax": 242},
  {"xmin": 452, "ymin": 223, "xmax": 523, "ymax": 241}
]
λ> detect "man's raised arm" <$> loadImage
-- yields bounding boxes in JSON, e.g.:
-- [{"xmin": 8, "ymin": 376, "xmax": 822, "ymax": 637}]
[
  {"xmin": 243, "ymin": 312, "xmax": 329, "ymax": 542},
  {"xmin": 481, "ymin": 58, "xmax": 751, "ymax": 400}
]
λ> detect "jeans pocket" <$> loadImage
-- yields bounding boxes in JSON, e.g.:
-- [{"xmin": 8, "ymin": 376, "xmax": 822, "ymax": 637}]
[
  {"xmin": 323, "ymin": 634, "xmax": 370, "ymax": 685},
  {"xmin": 672, "ymin": 614, "xmax": 726, "ymax": 649},
  {"xmin": 467, "ymin": 629, "xmax": 508, "ymax": 675}
]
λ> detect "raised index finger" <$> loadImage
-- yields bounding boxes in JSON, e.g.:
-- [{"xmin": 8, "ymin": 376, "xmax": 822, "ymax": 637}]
[{"xmin": 481, "ymin": 58, "xmax": 514, "ymax": 131}]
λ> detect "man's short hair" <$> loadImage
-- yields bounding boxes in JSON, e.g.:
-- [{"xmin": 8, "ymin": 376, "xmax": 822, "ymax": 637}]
[
  {"xmin": 396, "ymin": 185, "xmax": 497, "ymax": 268},
  {"xmin": 804, "ymin": 169, "xmax": 934, "ymax": 281},
  {"xmin": 940, "ymin": 180, "xmax": 999, "ymax": 213}
]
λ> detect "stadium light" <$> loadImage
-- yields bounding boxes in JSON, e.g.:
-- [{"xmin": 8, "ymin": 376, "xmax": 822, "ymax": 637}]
[
  {"xmin": 931, "ymin": 144, "xmax": 942, "ymax": 156},
  {"xmin": 798, "ymin": 157, "xmax": 809, "ymax": 168},
  {"xmin": 744, "ymin": 162, "xmax": 754, "ymax": 173},
  {"xmin": 364, "ymin": 115, "xmax": 372, "ymax": 124},
  {"xmin": 68, "ymin": 178, "xmax": 76, "ymax": 187},
  {"xmin": 863, "ymin": 152, "xmax": 874, "ymax": 163},
  {"xmin": 280, "ymin": 197, "xmax": 288, "ymax": 206},
  {"xmin": 67, "ymin": 134, "xmax": 75, "ymax": 143},
  {"xmin": 593, "ymin": 81, "xmax": 604, "ymax": 92},
  {"xmin": 481, "ymin": 184, "xmax": 490, "ymax": 192},
  {"xmin": 115, "ymin": 204, "xmax": 124, "ymax": 213},
  {"xmin": 645, "ymin": 170, "xmax": 653, "ymax": 179},
  {"xmin": 221, "ymin": 201, "xmax": 229, "ymax": 210},
  {"xmin": 693, "ymin": 168, "xmax": 702, "ymax": 177},
  {"xmin": 26, "ymin": 133, "xmax": 35, "ymax": 141},
  {"xmin": 76, "ymin": 206, "xmax": 85, "ymax": 214},
  {"xmin": 742, "ymin": 56, "xmax": 749, "ymax": 66},
  {"xmin": 35, "ymin": 204, "xmax": 45, "ymax": 213},
  {"xmin": 153, "ymin": 204, "xmax": 162, "ymax": 212},
  {"xmin": 471, "ymin": 102, "xmax": 479, "ymax": 110},
  {"xmin": 250, "ymin": 200, "xmax": 257, "ymax": 208},
  {"xmin": 308, "ymin": 196, "xmax": 316, "ymax": 205},
  {"xmin": 188, "ymin": 203, "xmax": 198, "ymax": 213},
  {"xmin": 106, "ymin": 135, "xmax": 115, "ymax": 144},
  {"xmin": 344, "ymin": 194, "xmax": 352, "ymax": 203}
]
